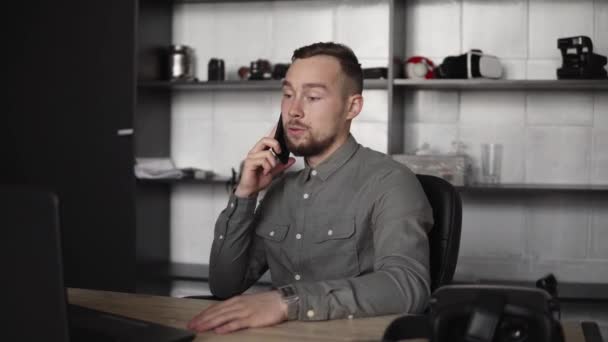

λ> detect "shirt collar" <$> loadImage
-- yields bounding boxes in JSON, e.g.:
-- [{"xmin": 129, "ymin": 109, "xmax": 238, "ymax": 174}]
[{"xmin": 305, "ymin": 134, "xmax": 359, "ymax": 182}]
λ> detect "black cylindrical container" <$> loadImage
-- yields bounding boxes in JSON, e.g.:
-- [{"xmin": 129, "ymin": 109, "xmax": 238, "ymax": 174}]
[{"xmin": 208, "ymin": 58, "xmax": 225, "ymax": 81}]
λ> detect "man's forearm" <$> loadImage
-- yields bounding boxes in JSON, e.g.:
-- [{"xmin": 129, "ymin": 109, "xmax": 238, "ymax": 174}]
[
  {"xmin": 209, "ymin": 194, "xmax": 266, "ymax": 298},
  {"xmin": 291, "ymin": 259, "xmax": 430, "ymax": 321}
]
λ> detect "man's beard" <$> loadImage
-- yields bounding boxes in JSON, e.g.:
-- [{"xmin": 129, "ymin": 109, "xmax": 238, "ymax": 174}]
[{"xmin": 285, "ymin": 131, "xmax": 336, "ymax": 157}]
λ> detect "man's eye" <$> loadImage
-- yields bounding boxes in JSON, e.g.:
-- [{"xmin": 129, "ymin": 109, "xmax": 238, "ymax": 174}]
[
  {"xmin": 307, "ymin": 96, "xmax": 320, "ymax": 101},
  {"xmin": 283, "ymin": 93, "xmax": 293, "ymax": 99}
]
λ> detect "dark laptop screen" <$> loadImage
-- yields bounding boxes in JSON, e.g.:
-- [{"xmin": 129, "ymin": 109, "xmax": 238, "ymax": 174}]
[{"xmin": 2, "ymin": 186, "xmax": 70, "ymax": 341}]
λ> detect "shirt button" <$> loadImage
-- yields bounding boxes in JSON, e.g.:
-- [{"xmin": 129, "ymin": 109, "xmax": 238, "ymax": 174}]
[
  {"xmin": 303, "ymin": 193, "xmax": 309, "ymax": 199},
  {"xmin": 348, "ymin": 314, "xmax": 354, "ymax": 320},
  {"xmin": 230, "ymin": 202, "xmax": 234, "ymax": 208},
  {"xmin": 307, "ymin": 310, "xmax": 315, "ymax": 318},
  {"xmin": 311, "ymin": 170, "xmax": 317, "ymax": 176},
  {"xmin": 269, "ymin": 231, "xmax": 275, "ymax": 237},
  {"xmin": 296, "ymin": 233, "xmax": 302, "ymax": 240},
  {"xmin": 294, "ymin": 274, "xmax": 301, "ymax": 281},
  {"xmin": 327, "ymin": 229, "xmax": 333, "ymax": 236},
  {"xmin": 219, "ymin": 235, "xmax": 224, "ymax": 240}
]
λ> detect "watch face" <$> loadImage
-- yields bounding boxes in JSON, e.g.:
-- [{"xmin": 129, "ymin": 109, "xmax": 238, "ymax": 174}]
[{"xmin": 279, "ymin": 285, "xmax": 297, "ymax": 298}]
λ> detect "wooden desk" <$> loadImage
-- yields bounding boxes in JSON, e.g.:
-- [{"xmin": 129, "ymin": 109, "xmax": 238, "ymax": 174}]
[{"xmin": 68, "ymin": 288, "xmax": 587, "ymax": 342}]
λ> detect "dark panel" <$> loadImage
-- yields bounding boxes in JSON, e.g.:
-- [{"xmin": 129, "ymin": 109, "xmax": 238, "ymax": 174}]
[
  {"xmin": 6, "ymin": 0, "xmax": 137, "ymax": 291},
  {"xmin": 136, "ymin": 0, "xmax": 172, "ymax": 158},
  {"xmin": 135, "ymin": 0, "xmax": 173, "ymax": 285},
  {"xmin": 388, "ymin": 0, "xmax": 407, "ymax": 154},
  {"xmin": 136, "ymin": 184, "xmax": 171, "ymax": 266},
  {"xmin": 136, "ymin": 88, "xmax": 171, "ymax": 157}
]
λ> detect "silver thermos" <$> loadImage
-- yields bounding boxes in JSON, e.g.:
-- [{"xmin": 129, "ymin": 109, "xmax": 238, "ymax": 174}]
[{"xmin": 169, "ymin": 45, "xmax": 196, "ymax": 81}]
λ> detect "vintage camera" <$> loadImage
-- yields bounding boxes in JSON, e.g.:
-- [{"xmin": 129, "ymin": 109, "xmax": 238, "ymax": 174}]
[
  {"xmin": 272, "ymin": 63, "xmax": 290, "ymax": 80},
  {"xmin": 249, "ymin": 59, "xmax": 272, "ymax": 80},
  {"xmin": 557, "ymin": 36, "xmax": 607, "ymax": 79}
]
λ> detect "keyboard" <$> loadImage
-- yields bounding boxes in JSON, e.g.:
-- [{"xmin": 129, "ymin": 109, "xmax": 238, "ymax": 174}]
[{"xmin": 68, "ymin": 304, "xmax": 195, "ymax": 342}]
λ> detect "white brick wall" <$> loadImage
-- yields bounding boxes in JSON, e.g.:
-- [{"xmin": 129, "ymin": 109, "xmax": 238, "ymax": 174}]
[
  {"xmin": 169, "ymin": 0, "xmax": 390, "ymax": 265},
  {"xmin": 167, "ymin": 0, "xmax": 608, "ymax": 284},
  {"xmin": 404, "ymin": 0, "xmax": 608, "ymax": 283}
]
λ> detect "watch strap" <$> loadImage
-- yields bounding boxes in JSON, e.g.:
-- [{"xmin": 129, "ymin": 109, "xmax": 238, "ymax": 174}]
[{"xmin": 277, "ymin": 285, "xmax": 299, "ymax": 321}]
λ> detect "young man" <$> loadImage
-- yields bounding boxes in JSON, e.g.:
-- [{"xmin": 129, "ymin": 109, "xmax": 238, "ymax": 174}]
[{"xmin": 188, "ymin": 42, "xmax": 433, "ymax": 334}]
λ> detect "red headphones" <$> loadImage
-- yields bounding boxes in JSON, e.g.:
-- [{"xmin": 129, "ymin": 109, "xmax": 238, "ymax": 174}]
[{"xmin": 405, "ymin": 56, "xmax": 436, "ymax": 79}]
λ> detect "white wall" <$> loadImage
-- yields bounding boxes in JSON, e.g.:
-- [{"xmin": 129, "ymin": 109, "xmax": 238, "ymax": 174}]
[
  {"xmin": 402, "ymin": 0, "xmax": 608, "ymax": 284},
  {"xmin": 168, "ymin": 0, "xmax": 608, "ymax": 284},
  {"xmin": 169, "ymin": 0, "xmax": 390, "ymax": 265}
]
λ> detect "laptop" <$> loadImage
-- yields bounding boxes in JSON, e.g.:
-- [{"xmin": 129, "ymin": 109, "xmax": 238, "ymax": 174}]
[{"xmin": 2, "ymin": 186, "xmax": 195, "ymax": 342}]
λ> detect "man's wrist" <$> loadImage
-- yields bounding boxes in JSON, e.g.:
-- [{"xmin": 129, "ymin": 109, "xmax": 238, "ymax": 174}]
[
  {"xmin": 234, "ymin": 185, "xmax": 257, "ymax": 198},
  {"xmin": 276, "ymin": 285, "xmax": 300, "ymax": 321}
]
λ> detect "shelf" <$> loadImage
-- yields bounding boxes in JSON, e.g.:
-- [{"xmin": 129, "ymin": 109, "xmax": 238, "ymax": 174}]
[
  {"xmin": 457, "ymin": 183, "xmax": 608, "ymax": 192},
  {"xmin": 138, "ymin": 79, "xmax": 388, "ymax": 91},
  {"xmin": 136, "ymin": 176, "xmax": 233, "ymax": 185},
  {"xmin": 394, "ymin": 79, "xmax": 608, "ymax": 91},
  {"xmin": 175, "ymin": 0, "xmax": 314, "ymax": 3}
]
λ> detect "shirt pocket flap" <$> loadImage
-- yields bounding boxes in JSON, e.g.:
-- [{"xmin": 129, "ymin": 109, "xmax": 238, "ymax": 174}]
[
  {"xmin": 255, "ymin": 223, "xmax": 290, "ymax": 242},
  {"xmin": 314, "ymin": 218, "xmax": 356, "ymax": 243}
]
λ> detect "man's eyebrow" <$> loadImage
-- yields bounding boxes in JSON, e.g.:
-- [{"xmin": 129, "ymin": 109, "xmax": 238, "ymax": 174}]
[
  {"xmin": 302, "ymin": 83, "xmax": 328, "ymax": 90},
  {"xmin": 281, "ymin": 80, "xmax": 328, "ymax": 90}
]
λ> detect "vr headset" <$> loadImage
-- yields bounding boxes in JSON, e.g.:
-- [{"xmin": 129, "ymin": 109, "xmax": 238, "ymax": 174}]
[
  {"xmin": 383, "ymin": 275, "xmax": 564, "ymax": 342},
  {"xmin": 435, "ymin": 49, "xmax": 503, "ymax": 79}
]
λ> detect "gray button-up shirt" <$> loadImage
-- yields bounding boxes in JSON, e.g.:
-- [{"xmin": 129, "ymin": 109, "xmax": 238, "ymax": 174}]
[{"xmin": 209, "ymin": 135, "xmax": 433, "ymax": 321}]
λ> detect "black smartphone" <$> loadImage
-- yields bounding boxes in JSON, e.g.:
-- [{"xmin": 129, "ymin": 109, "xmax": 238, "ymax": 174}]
[{"xmin": 273, "ymin": 114, "xmax": 290, "ymax": 164}]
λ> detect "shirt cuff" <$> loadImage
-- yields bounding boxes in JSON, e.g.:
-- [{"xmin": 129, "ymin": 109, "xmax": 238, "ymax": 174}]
[
  {"xmin": 293, "ymin": 283, "xmax": 329, "ymax": 321},
  {"xmin": 226, "ymin": 193, "xmax": 258, "ymax": 219}
]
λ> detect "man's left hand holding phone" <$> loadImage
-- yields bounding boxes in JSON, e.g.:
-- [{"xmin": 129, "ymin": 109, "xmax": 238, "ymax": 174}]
[
  {"xmin": 187, "ymin": 114, "xmax": 296, "ymax": 334},
  {"xmin": 234, "ymin": 113, "xmax": 295, "ymax": 198}
]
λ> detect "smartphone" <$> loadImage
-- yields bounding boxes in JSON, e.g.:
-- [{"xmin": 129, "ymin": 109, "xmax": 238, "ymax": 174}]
[{"xmin": 273, "ymin": 114, "xmax": 290, "ymax": 164}]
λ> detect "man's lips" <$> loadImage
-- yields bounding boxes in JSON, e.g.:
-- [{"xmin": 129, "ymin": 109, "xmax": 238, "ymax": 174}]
[{"xmin": 287, "ymin": 126, "xmax": 307, "ymax": 136}]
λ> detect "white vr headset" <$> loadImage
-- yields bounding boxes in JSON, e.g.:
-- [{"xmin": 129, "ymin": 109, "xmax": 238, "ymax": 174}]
[{"xmin": 435, "ymin": 49, "xmax": 502, "ymax": 79}]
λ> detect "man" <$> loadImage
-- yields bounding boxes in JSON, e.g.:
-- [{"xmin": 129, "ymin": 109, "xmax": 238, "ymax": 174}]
[{"xmin": 188, "ymin": 42, "xmax": 433, "ymax": 334}]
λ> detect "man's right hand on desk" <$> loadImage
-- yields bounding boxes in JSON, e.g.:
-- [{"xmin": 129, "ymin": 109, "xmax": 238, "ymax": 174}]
[
  {"xmin": 187, "ymin": 290, "xmax": 288, "ymax": 334},
  {"xmin": 234, "ymin": 131, "xmax": 295, "ymax": 198}
]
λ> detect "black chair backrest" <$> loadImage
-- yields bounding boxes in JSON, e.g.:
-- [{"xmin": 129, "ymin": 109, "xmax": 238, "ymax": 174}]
[{"xmin": 416, "ymin": 175, "xmax": 462, "ymax": 291}]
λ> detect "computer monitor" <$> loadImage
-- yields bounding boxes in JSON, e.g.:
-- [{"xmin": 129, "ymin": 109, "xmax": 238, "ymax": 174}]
[{"xmin": 1, "ymin": 186, "xmax": 194, "ymax": 342}]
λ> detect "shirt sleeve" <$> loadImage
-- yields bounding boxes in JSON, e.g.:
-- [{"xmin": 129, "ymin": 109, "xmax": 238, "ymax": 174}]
[
  {"xmin": 292, "ymin": 168, "xmax": 434, "ymax": 320},
  {"xmin": 208, "ymin": 192, "xmax": 269, "ymax": 299}
]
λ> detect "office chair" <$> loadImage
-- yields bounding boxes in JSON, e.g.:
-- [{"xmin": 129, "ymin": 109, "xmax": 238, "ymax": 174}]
[{"xmin": 415, "ymin": 174, "xmax": 462, "ymax": 291}]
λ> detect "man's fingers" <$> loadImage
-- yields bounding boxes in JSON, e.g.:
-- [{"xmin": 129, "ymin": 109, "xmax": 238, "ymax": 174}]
[
  {"xmin": 270, "ymin": 157, "xmax": 296, "ymax": 177},
  {"xmin": 267, "ymin": 124, "xmax": 277, "ymax": 138},
  {"xmin": 187, "ymin": 302, "xmax": 221, "ymax": 329},
  {"xmin": 187, "ymin": 297, "xmax": 242, "ymax": 329},
  {"xmin": 192, "ymin": 308, "xmax": 249, "ymax": 332},
  {"xmin": 214, "ymin": 319, "xmax": 249, "ymax": 334},
  {"xmin": 249, "ymin": 137, "xmax": 281, "ymax": 155},
  {"xmin": 243, "ymin": 151, "xmax": 278, "ymax": 174}
]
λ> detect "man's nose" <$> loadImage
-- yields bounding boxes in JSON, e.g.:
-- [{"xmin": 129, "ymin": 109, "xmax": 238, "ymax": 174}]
[{"xmin": 287, "ymin": 98, "xmax": 304, "ymax": 118}]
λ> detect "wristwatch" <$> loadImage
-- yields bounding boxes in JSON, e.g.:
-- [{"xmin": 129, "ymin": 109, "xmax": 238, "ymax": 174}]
[{"xmin": 276, "ymin": 285, "xmax": 300, "ymax": 321}]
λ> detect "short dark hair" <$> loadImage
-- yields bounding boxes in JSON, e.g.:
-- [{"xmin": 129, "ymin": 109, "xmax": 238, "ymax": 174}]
[{"xmin": 292, "ymin": 42, "xmax": 363, "ymax": 95}]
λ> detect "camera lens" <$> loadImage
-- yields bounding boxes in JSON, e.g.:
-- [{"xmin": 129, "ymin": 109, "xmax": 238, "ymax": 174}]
[{"xmin": 497, "ymin": 318, "xmax": 529, "ymax": 342}]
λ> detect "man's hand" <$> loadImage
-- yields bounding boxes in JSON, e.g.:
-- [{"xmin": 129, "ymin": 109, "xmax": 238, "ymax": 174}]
[
  {"xmin": 234, "ymin": 128, "xmax": 296, "ymax": 198},
  {"xmin": 187, "ymin": 291, "xmax": 288, "ymax": 334}
]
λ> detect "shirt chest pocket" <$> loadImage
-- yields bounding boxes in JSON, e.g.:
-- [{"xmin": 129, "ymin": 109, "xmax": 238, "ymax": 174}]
[
  {"xmin": 308, "ymin": 217, "xmax": 359, "ymax": 279},
  {"xmin": 255, "ymin": 223, "xmax": 289, "ymax": 246},
  {"xmin": 313, "ymin": 218, "xmax": 356, "ymax": 243}
]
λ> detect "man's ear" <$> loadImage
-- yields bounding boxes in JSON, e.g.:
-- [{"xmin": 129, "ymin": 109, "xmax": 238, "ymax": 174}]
[{"xmin": 346, "ymin": 94, "xmax": 363, "ymax": 120}]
